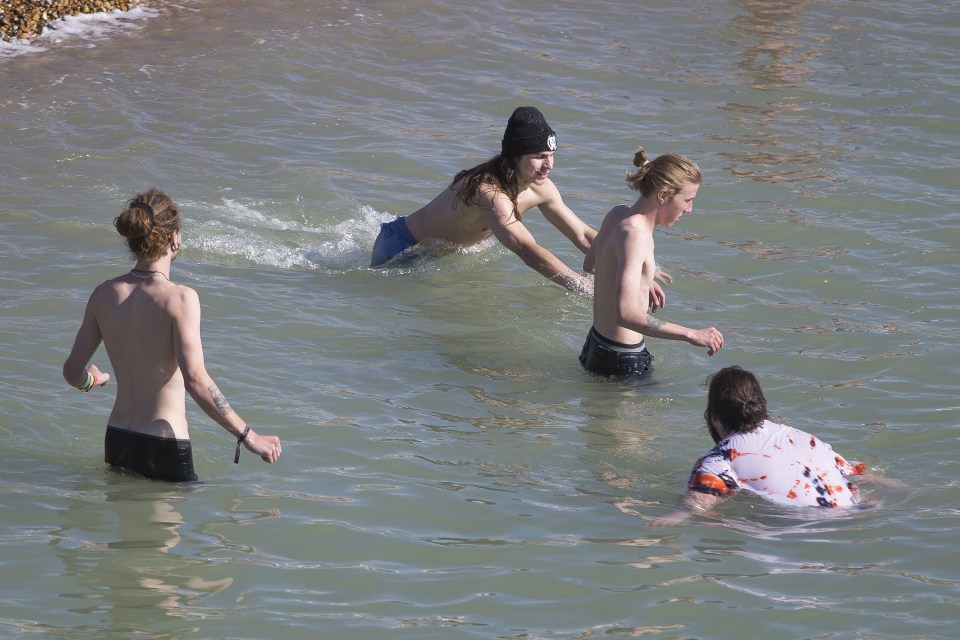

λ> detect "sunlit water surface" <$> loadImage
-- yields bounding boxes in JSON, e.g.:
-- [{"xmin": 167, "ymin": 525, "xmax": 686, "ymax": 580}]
[{"xmin": 1, "ymin": 1, "xmax": 957, "ymax": 638}]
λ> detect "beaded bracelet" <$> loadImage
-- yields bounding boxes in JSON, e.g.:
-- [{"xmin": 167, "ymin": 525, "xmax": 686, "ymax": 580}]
[{"xmin": 234, "ymin": 425, "xmax": 251, "ymax": 464}]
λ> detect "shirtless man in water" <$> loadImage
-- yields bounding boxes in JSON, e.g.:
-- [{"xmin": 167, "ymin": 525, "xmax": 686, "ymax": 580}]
[
  {"xmin": 63, "ymin": 188, "xmax": 282, "ymax": 481},
  {"xmin": 579, "ymin": 148, "xmax": 724, "ymax": 378},
  {"xmin": 370, "ymin": 106, "xmax": 596, "ymax": 295}
]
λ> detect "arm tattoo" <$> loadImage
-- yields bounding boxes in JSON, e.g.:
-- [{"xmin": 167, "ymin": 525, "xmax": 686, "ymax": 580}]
[
  {"xmin": 208, "ymin": 385, "xmax": 234, "ymax": 416},
  {"xmin": 646, "ymin": 315, "xmax": 666, "ymax": 331}
]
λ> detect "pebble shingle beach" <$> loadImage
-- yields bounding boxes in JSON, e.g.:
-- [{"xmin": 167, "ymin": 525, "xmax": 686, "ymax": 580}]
[{"xmin": 1, "ymin": 0, "xmax": 134, "ymax": 41}]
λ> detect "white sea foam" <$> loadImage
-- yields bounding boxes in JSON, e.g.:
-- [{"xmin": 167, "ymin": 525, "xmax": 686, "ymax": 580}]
[
  {"xmin": 0, "ymin": 6, "xmax": 158, "ymax": 60},
  {"xmin": 184, "ymin": 198, "xmax": 394, "ymax": 272},
  {"xmin": 187, "ymin": 198, "xmax": 493, "ymax": 273}
]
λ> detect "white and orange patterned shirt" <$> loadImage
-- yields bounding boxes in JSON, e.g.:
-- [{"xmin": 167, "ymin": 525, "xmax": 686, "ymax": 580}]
[{"xmin": 687, "ymin": 420, "xmax": 865, "ymax": 508}]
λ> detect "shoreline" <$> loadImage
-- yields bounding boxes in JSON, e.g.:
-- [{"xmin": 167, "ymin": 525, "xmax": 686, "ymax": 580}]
[{"xmin": 0, "ymin": 0, "xmax": 136, "ymax": 41}]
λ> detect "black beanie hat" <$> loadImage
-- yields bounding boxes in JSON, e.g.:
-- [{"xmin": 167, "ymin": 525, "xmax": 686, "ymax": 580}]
[{"xmin": 501, "ymin": 106, "xmax": 557, "ymax": 157}]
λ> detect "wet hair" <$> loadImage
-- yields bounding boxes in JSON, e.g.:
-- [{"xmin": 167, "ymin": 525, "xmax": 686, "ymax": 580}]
[
  {"xmin": 703, "ymin": 366, "xmax": 769, "ymax": 441},
  {"xmin": 451, "ymin": 154, "xmax": 523, "ymax": 222},
  {"xmin": 625, "ymin": 147, "xmax": 702, "ymax": 199},
  {"xmin": 113, "ymin": 188, "xmax": 181, "ymax": 261}
]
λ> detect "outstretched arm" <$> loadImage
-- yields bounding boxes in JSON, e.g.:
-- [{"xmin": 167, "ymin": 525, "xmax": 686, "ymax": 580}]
[
  {"xmin": 481, "ymin": 190, "xmax": 593, "ymax": 296},
  {"xmin": 173, "ymin": 287, "xmax": 282, "ymax": 463},
  {"xmin": 536, "ymin": 182, "xmax": 597, "ymax": 254},
  {"xmin": 651, "ymin": 490, "xmax": 726, "ymax": 526}
]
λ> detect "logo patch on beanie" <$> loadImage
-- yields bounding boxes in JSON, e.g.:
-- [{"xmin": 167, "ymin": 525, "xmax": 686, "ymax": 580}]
[{"xmin": 547, "ymin": 134, "xmax": 557, "ymax": 151}]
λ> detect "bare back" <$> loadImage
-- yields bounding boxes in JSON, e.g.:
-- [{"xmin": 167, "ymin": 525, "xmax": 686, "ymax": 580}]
[
  {"xmin": 403, "ymin": 177, "xmax": 576, "ymax": 243},
  {"xmin": 90, "ymin": 276, "xmax": 194, "ymax": 439},
  {"xmin": 399, "ymin": 158, "xmax": 596, "ymax": 294},
  {"xmin": 403, "ymin": 180, "xmax": 496, "ymax": 247}
]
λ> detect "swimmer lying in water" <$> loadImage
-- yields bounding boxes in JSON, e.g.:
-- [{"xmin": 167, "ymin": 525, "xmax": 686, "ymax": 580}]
[
  {"xmin": 685, "ymin": 366, "xmax": 864, "ymax": 509},
  {"xmin": 651, "ymin": 367, "xmax": 879, "ymax": 525}
]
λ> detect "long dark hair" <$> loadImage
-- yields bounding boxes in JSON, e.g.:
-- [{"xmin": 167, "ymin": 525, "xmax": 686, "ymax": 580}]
[{"xmin": 451, "ymin": 154, "xmax": 523, "ymax": 221}]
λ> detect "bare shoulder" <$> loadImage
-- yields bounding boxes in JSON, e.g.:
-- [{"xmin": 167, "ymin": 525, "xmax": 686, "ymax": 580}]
[
  {"xmin": 620, "ymin": 211, "xmax": 652, "ymax": 237},
  {"xmin": 89, "ymin": 277, "xmax": 119, "ymax": 301},
  {"xmin": 609, "ymin": 214, "xmax": 652, "ymax": 262},
  {"xmin": 474, "ymin": 182, "xmax": 505, "ymax": 206},
  {"xmin": 526, "ymin": 177, "xmax": 562, "ymax": 204},
  {"xmin": 476, "ymin": 185, "xmax": 519, "ymax": 222},
  {"xmin": 169, "ymin": 282, "xmax": 200, "ymax": 306},
  {"xmin": 532, "ymin": 176, "xmax": 561, "ymax": 195},
  {"xmin": 602, "ymin": 204, "xmax": 631, "ymax": 224},
  {"xmin": 88, "ymin": 276, "xmax": 134, "ymax": 309},
  {"xmin": 156, "ymin": 282, "xmax": 201, "ymax": 318},
  {"xmin": 600, "ymin": 205, "xmax": 643, "ymax": 237},
  {"xmin": 593, "ymin": 205, "xmax": 630, "ymax": 244}
]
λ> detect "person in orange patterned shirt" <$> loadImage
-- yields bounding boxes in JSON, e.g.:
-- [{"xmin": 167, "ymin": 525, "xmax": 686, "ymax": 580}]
[{"xmin": 684, "ymin": 366, "xmax": 865, "ymax": 509}]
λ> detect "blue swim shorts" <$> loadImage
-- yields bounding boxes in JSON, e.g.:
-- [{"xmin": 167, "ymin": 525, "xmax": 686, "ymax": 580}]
[{"xmin": 370, "ymin": 216, "xmax": 418, "ymax": 267}]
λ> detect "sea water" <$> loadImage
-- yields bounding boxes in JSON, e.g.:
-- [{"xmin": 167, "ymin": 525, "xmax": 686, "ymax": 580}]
[{"xmin": 0, "ymin": 1, "xmax": 958, "ymax": 638}]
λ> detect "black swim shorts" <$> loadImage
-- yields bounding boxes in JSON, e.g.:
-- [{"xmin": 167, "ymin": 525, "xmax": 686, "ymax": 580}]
[
  {"xmin": 579, "ymin": 326, "xmax": 654, "ymax": 378},
  {"xmin": 105, "ymin": 426, "xmax": 198, "ymax": 482}
]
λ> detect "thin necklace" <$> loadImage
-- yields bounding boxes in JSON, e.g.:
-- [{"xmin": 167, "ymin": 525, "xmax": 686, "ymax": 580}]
[{"xmin": 130, "ymin": 269, "xmax": 168, "ymax": 280}]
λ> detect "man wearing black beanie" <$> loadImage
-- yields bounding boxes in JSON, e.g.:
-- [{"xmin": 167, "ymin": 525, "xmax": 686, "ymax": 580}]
[{"xmin": 370, "ymin": 106, "xmax": 596, "ymax": 296}]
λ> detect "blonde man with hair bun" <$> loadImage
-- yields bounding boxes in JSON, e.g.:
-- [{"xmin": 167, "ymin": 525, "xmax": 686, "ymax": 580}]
[{"xmin": 579, "ymin": 148, "xmax": 723, "ymax": 378}]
